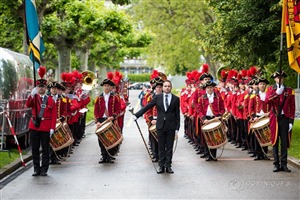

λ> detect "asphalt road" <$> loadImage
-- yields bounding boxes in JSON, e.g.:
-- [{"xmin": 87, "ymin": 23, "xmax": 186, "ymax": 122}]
[{"xmin": 0, "ymin": 89, "xmax": 299, "ymax": 199}]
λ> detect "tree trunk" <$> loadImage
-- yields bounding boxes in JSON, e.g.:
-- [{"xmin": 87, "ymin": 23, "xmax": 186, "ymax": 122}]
[
  {"xmin": 76, "ymin": 49, "xmax": 89, "ymax": 71},
  {"xmin": 56, "ymin": 47, "xmax": 71, "ymax": 80}
]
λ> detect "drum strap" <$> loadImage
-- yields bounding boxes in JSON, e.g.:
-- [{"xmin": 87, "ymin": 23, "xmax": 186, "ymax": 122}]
[{"xmin": 38, "ymin": 95, "xmax": 48, "ymax": 118}]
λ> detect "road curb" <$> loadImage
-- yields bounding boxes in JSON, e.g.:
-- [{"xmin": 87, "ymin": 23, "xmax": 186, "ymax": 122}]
[
  {"xmin": 0, "ymin": 122, "xmax": 95, "ymax": 181},
  {"xmin": 0, "ymin": 153, "xmax": 32, "ymax": 180},
  {"xmin": 288, "ymin": 156, "xmax": 300, "ymax": 170}
]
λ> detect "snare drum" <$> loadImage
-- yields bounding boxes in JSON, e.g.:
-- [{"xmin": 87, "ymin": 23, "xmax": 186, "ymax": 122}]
[
  {"xmin": 95, "ymin": 120, "xmax": 123, "ymax": 150},
  {"xmin": 251, "ymin": 117, "xmax": 271, "ymax": 147},
  {"xmin": 201, "ymin": 120, "xmax": 227, "ymax": 149},
  {"xmin": 149, "ymin": 125, "xmax": 158, "ymax": 142},
  {"xmin": 50, "ymin": 120, "xmax": 74, "ymax": 151},
  {"xmin": 149, "ymin": 124, "xmax": 178, "ymax": 142}
]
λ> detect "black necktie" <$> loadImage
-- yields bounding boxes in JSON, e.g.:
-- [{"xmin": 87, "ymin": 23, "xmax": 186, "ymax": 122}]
[{"xmin": 165, "ymin": 94, "xmax": 169, "ymax": 110}]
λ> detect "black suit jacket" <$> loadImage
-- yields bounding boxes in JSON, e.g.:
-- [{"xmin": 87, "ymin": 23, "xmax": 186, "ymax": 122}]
[{"xmin": 135, "ymin": 93, "xmax": 180, "ymax": 131}]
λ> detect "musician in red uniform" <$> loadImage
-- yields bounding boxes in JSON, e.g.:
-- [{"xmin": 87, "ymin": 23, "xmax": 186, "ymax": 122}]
[
  {"xmin": 249, "ymin": 77, "xmax": 271, "ymax": 161},
  {"xmin": 94, "ymin": 79, "xmax": 120, "ymax": 163},
  {"xmin": 198, "ymin": 81, "xmax": 225, "ymax": 161},
  {"xmin": 266, "ymin": 70, "xmax": 295, "ymax": 172},
  {"xmin": 47, "ymin": 81, "xmax": 67, "ymax": 165},
  {"xmin": 26, "ymin": 67, "xmax": 57, "ymax": 176},
  {"xmin": 144, "ymin": 78, "xmax": 164, "ymax": 162}
]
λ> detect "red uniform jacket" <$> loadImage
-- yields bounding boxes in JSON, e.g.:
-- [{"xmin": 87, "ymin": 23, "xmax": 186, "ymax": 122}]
[
  {"xmin": 198, "ymin": 92, "xmax": 225, "ymax": 122},
  {"xmin": 26, "ymin": 95, "xmax": 57, "ymax": 132},
  {"xmin": 94, "ymin": 92, "xmax": 120, "ymax": 120},
  {"xmin": 117, "ymin": 94, "xmax": 127, "ymax": 130},
  {"xmin": 266, "ymin": 85, "xmax": 295, "ymax": 147},
  {"xmin": 235, "ymin": 91, "xmax": 247, "ymax": 119}
]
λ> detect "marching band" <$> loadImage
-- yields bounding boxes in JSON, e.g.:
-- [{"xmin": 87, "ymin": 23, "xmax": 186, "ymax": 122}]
[
  {"xmin": 25, "ymin": 64, "xmax": 295, "ymax": 176},
  {"xmin": 180, "ymin": 64, "xmax": 295, "ymax": 172}
]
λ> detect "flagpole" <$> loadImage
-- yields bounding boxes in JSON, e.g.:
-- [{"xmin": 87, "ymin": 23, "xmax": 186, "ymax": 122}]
[{"xmin": 279, "ymin": 32, "xmax": 284, "ymax": 88}]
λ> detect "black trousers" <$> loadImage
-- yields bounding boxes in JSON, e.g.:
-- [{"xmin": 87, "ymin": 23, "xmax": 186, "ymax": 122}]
[
  {"xmin": 157, "ymin": 126, "xmax": 175, "ymax": 168},
  {"xmin": 97, "ymin": 118, "xmax": 111, "ymax": 159},
  {"xmin": 273, "ymin": 116, "xmax": 289, "ymax": 167},
  {"xmin": 30, "ymin": 130, "xmax": 50, "ymax": 173}
]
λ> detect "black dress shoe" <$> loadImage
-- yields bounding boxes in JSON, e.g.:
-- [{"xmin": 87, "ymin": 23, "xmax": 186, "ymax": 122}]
[
  {"xmin": 40, "ymin": 172, "xmax": 47, "ymax": 176},
  {"xmin": 262, "ymin": 155, "xmax": 270, "ymax": 160},
  {"xmin": 152, "ymin": 158, "xmax": 158, "ymax": 162},
  {"xmin": 250, "ymin": 154, "xmax": 256, "ymax": 157},
  {"xmin": 254, "ymin": 155, "xmax": 262, "ymax": 161},
  {"xmin": 200, "ymin": 154, "xmax": 209, "ymax": 158},
  {"xmin": 106, "ymin": 159, "xmax": 114, "ymax": 163},
  {"xmin": 98, "ymin": 158, "xmax": 107, "ymax": 164},
  {"xmin": 206, "ymin": 157, "xmax": 213, "ymax": 161},
  {"xmin": 32, "ymin": 172, "xmax": 40, "ymax": 176},
  {"xmin": 166, "ymin": 167, "xmax": 174, "ymax": 174},
  {"xmin": 273, "ymin": 166, "xmax": 281, "ymax": 172},
  {"xmin": 157, "ymin": 167, "xmax": 165, "ymax": 174},
  {"xmin": 281, "ymin": 166, "xmax": 291, "ymax": 172},
  {"xmin": 241, "ymin": 147, "xmax": 248, "ymax": 151}
]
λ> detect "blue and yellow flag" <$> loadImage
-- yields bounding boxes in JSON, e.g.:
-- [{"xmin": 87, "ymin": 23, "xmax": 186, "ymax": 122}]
[
  {"xmin": 282, "ymin": 0, "xmax": 300, "ymax": 74},
  {"xmin": 24, "ymin": 0, "xmax": 45, "ymax": 70}
]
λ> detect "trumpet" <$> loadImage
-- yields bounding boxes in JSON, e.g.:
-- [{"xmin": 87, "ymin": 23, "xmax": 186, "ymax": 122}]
[{"xmin": 81, "ymin": 70, "xmax": 97, "ymax": 91}]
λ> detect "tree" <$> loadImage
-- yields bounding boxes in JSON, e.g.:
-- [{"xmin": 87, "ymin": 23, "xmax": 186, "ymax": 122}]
[
  {"xmin": 203, "ymin": 0, "xmax": 297, "ymax": 86},
  {"xmin": 131, "ymin": 0, "xmax": 215, "ymax": 75}
]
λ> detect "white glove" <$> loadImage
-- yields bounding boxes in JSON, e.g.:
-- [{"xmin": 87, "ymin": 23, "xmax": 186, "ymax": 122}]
[
  {"xmin": 276, "ymin": 85, "xmax": 284, "ymax": 95},
  {"xmin": 288, "ymin": 123, "xmax": 293, "ymax": 132},
  {"xmin": 49, "ymin": 129, "xmax": 54, "ymax": 136},
  {"xmin": 30, "ymin": 87, "xmax": 38, "ymax": 97},
  {"xmin": 132, "ymin": 115, "xmax": 137, "ymax": 121}
]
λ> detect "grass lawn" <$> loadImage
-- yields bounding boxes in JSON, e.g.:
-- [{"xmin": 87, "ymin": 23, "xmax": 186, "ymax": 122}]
[
  {"xmin": 0, "ymin": 149, "xmax": 28, "ymax": 168},
  {"xmin": 289, "ymin": 119, "xmax": 300, "ymax": 159},
  {"xmin": 85, "ymin": 101, "xmax": 95, "ymax": 123}
]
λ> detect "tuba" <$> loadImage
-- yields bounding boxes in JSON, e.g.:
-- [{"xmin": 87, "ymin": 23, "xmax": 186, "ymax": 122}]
[{"xmin": 81, "ymin": 70, "xmax": 97, "ymax": 91}]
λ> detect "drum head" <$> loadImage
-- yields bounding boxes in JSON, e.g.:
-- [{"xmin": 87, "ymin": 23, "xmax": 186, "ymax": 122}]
[
  {"xmin": 202, "ymin": 121, "xmax": 221, "ymax": 130},
  {"xmin": 253, "ymin": 118, "xmax": 269, "ymax": 128},
  {"xmin": 99, "ymin": 121, "xmax": 112, "ymax": 131},
  {"xmin": 149, "ymin": 125, "xmax": 156, "ymax": 131}
]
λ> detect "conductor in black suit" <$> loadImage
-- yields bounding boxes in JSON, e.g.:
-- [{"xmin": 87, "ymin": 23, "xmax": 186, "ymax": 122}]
[{"xmin": 134, "ymin": 80, "xmax": 180, "ymax": 174}]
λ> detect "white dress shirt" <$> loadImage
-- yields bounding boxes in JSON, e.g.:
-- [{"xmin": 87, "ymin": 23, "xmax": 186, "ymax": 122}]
[
  {"xmin": 103, "ymin": 93, "xmax": 110, "ymax": 118},
  {"xmin": 206, "ymin": 92, "xmax": 214, "ymax": 117},
  {"xmin": 164, "ymin": 93, "xmax": 172, "ymax": 111}
]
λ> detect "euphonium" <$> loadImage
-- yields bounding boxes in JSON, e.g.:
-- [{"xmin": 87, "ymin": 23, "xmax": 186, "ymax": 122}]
[{"xmin": 81, "ymin": 70, "xmax": 97, "ymax": 91}]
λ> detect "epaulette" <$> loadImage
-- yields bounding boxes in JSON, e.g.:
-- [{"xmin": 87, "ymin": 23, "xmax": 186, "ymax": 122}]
[
  {"xmin": 244, "ymin": 94, "xmax": 249, "ymax": 99},
  {"xmin": 62, "ymin": 97, "xmax": 67, "ymax": 103},
  {"xmin": 250, "ymin": 94, "xmax": 256, "ymax": 99}
]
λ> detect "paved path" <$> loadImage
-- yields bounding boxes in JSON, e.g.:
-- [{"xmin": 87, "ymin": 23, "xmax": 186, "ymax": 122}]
[{"xmin": 0, "ymin": 90, "xmax": 299, "ymax": 199}]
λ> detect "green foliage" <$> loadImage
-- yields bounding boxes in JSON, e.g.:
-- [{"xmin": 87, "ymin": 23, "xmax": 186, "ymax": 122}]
[
  {"xmin": 289, "ymin": 119, "xmax": 300, "ymax": 159},
  {"xmin": 131, "ymin": 0, "xmax": 213, "ymax": 74},
  {"xmin": 127, "ymin": 73, "xmax": 151, "ymax": 82},
  {"xmin": 202, "ymin": 0, "xmax": 297, "ymax": 87},
  {"xmin": 112, "ymin": 0, "xmax": 131, "ymax": 6},
  {"xmin": 85, "ymin": 101, "xmax": 95, "ymax": 123},
  {"xmin": 2, "ymin": 60, "xmax": 18, "ymax": 99}
]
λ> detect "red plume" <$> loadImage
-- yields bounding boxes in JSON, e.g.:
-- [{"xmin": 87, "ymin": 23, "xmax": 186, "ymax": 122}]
[
  {"xmin": 221, "ymin": 70, "xmax": 227, "ymax": 79},
  {"xmin": 241, "ymin": 69, "xmax": 247, "ymax": 78},
  {"xmin": 202, "ymin": 64, "xmax": 209, "ymax": 73},
  {"xmin": 61, "ymin": 72, "xmax": 68, "ymax": 82},
  {"xmin": 249, "ymin": 66, "xmax": 257, "ymax": 76},
  {"xmin": 107, "ymin": 72, "xmax": 114, "ymax": 80},
  {"xmin": 38, "ymin": 66, "xmax": 46, "ymax": 79}
]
